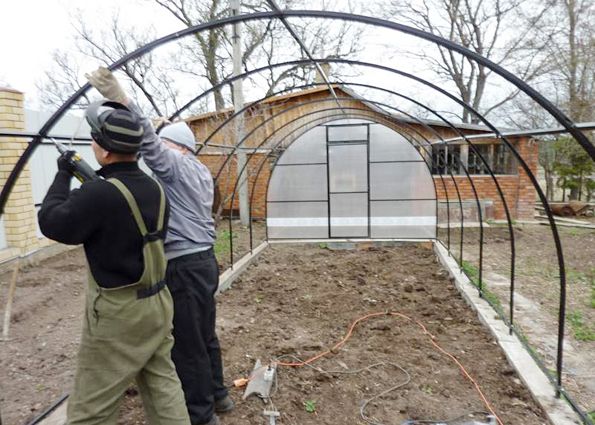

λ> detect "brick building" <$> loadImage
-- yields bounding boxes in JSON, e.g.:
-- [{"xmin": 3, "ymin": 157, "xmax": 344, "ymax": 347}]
[{"xmin": 187, "ymin": 86, "xmax": 537, "ymax": 223}]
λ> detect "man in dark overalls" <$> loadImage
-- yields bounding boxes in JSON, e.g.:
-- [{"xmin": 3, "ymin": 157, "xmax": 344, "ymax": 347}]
[
  {"xmin": 38, "ymin": 100, "xmax": 190, "ymax": 425},
  {"xmin": 86, "ymin": 68, "xmax": 233, "ymax": 425}
]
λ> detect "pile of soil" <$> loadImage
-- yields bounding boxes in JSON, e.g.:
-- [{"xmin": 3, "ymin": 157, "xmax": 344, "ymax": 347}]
[{"xmin": 0, "ymin": 241, "xmax": 549, "ymax": 425}]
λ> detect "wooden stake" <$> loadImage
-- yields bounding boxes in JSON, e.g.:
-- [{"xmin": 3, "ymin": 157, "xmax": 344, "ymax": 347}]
[{"xmin": 2, "ymin": 259, "xmax": 20, "ymax": 340}]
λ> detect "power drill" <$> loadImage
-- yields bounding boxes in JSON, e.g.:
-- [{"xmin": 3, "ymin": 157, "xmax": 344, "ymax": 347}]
[{"xmin": 51, "ymin": 138, "xmax": 99, "ymax": 183}]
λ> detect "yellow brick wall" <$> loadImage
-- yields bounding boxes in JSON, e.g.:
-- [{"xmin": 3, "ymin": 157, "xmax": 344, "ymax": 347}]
[{"xmin": 0, "ymin": 87, "xmax": 49, "ymax": 263}]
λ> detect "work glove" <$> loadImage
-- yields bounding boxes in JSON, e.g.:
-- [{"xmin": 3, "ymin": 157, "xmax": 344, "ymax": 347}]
[
  {"xmin": 154, "ymin": 116, "xmax": 172, "ymax": 132},
  {"xmin": 57, "ymin": 150, "xmax": 76, "ymax": 175},
  {"xmin": 85, "ymin": 67, "xmax": 128, "ymax": 104}
]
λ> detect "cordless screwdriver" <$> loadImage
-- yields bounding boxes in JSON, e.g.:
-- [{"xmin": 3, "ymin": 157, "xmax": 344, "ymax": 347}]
[{"xmin": 50, "ymin": 138, "xmax": 99, "ymax": 183}]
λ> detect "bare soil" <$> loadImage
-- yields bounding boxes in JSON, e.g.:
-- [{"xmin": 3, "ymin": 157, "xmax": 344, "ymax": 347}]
[
  {"xmin": 450, "ymin": 223, "xmax": 595, "ymax": 415},
  {"xmin": 0, "ymin": 235, "xmax": 553, "ymax": 425}
]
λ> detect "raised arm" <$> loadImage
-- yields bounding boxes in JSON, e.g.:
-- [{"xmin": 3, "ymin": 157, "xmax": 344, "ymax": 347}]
[{"xmin": 86, "ymin": 67, "xmax": 179, "ymax": 181}]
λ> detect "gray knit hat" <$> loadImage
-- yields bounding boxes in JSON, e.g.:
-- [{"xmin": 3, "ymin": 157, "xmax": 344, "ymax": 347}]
[
  {"xmin": 159, "ymin": 121, "xmax": 196, "ymax": 153},
  {"xmin": 86, "ymin": 100, "xmax": 143, "ymax": 154}
]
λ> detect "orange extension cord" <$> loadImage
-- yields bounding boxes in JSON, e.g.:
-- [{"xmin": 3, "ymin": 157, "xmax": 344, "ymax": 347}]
[{"xmin": 269, "ymin": 311, "xmax": 505, "ymax": 425}]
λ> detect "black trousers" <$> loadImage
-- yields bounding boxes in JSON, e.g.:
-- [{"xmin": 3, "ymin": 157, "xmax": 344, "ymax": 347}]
[{"xmin": 166, "ymin": 249, "xmax": 228, "ymax": 425}]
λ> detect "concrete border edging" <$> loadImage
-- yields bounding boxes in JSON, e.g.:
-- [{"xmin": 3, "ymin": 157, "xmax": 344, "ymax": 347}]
[
  {"xmin": 217, "ymin": 241, "xmax": 269, "ymax": 294},
  {"xmin": 433, "ymin": 241, "xmax": 581, "ymax": 425}
]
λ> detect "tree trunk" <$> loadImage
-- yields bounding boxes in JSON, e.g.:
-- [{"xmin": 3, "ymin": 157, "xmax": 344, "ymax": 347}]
[{"xmin": 545, "ymin": 169, "xmax": 554, "ymax": 201}]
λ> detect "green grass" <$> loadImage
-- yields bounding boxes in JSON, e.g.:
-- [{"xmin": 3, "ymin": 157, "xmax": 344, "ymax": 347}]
[
  {"xmin": 588, "ymin": 411, "xmax": 595, "ymax": 422},
  {"xmin": 214, "ymin": 229, "xmax": 236, "ymax": 256},
  {"xmin": 566, "ymin": 269, "xmax": 589, "ymax": 284},
  {"xmin": 303, "ymin": 400, "xmax": 316, "ymax": 413},
  {"xmin": 461, "ymin": 260, "xmax": 505, "ymax": 316},
  {"xmin": 567, "ymin": 310, "xmax": 595, "ymax": 342}
]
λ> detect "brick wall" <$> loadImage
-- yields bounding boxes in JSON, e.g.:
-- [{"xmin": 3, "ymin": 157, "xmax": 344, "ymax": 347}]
[
  {"xmin": 199, "ymin": 152, "xmax": 271, "ymax": 218},
  {"xmin": 433, "ymin": 137, "xmax": 537, "ymax": 220},
  {"xmin": 0, "ymin": 87, "xmax": 53, "ymax": 263}
]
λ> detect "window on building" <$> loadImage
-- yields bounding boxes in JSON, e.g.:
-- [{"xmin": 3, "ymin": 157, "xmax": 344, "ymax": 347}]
[
  {"xmin": 431, "ymin": 145, "xmax": 461, "ymax": 174},
  {"xmin": 432, "ymin": 142, "xmax": 517, "ymax": 175},
  {"xmin": 493, "ymin": 143, "xmax": 517, "ymax": 174},
  {"xmin": 468, "ymin": 144, "xmax": 491, "ymax": 175}
]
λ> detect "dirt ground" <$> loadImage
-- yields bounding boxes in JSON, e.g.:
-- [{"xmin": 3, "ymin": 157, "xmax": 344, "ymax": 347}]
[
  {"xmin": 0, "ymin": 232, "xmax": 554, "ymax": 425},
  {"xmin": 446, "ymin": 222, "xmax": 595, "ymax": 416}
]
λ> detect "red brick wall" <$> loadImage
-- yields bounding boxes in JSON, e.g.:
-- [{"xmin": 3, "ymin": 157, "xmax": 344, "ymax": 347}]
[
  {"xmin": 199, "ymin": 153, "xmax": 271, "ymax": 218},
  {"xmin": 434, "ymin": 137, "xmax": 537, "ymax": 220}
]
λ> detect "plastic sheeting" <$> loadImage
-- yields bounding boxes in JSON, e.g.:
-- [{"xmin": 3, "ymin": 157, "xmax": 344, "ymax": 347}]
[{"xmin": 267, "ymin": 119, "xmax": 436, "ymax": 239}]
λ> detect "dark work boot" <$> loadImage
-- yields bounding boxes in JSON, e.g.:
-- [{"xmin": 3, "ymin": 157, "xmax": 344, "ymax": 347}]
[
  {"xmin": 199, "ymin": 415, "xmax": 220, "ymax": 425},
  {"xmin": 215, "ymin": 395, "xmax": 235, "ymax": 413}
]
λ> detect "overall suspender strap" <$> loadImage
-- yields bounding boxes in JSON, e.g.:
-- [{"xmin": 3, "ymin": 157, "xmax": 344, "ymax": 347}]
[
  {"xmin": 107, "ymin": 178, "xmax": 166, "ymax": 237},
  {"xmin": 106, "ymin": 178, "xmax": 167, "ymax": 298}
]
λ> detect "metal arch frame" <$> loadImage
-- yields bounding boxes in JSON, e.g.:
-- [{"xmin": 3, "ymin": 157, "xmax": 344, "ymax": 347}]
[
  {"xmin": 163, "ymin": 57, "xmax": 563, "ymax": 382},
  {"xmin": 214, "ymin": 104, "xmax": 443, "ymax": 264},
  {"xmin": 212, "ymin": 97, "xmax": 477, "ymax": 270},
  {"xmin": 203, "ymin": 79, "xmax": 517, "ymax": 310},
  {"xmin": 0, "ymin": 9, "xmax": 591, "ymax": 422},
  {"xmin": 247, "ymin": 110, "xmax": 449, "ymax": 248},
  {"xmin": 4, "ymin": 10, "xmax": 592, "ymax": 213},
  {"xmin": 244, "ymin": 111, "xmax": 452, "ymax": 248},
  {"xmin": 242, "ymin": 109, "xmax": 442, "ymax": 244},
  {"xmin": 208, "ymin": 94, "xmax": 586, "ymax": 421}
]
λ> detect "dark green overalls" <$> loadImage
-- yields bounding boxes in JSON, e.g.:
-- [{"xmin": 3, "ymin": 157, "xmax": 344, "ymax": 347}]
[{"xmin": 67, "ymin": 178, "xmax": 190, "ymax": 425}]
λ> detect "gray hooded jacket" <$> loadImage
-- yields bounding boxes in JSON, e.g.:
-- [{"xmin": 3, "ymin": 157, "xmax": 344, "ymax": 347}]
[{"xmin": 129, "ymin": 102, "xmax": 215, "ymax": 259}]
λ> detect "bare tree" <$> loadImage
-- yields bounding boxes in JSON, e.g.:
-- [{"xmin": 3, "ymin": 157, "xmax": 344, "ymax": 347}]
[
  {"xmin": 384, "ymin": 0, "xmax": 552, "ymax": 123},
  {"xmin": 151, "ymin": 0, "xmax": 363, "ymax": 107},
  {"xmin": 542, "ymin": 0, "xmax": 594, "ymax": 200},
  {"xmin": 499, "ymin": 0, "xmax": 594, "ymax": 201},
  {"xmin": 38, "ymin": 0, "xmax": 363, "ymax": 115},
  {"xmin": 38, "ymin": 51, "xmax": 91, "ymax": 110},
  {"xmin": 545, "ymin": 0, "xmax": 595, "ymax": 122},
  {"xmin": 37, "ymin": 12, "xmax": 208, "ymax": 117}
]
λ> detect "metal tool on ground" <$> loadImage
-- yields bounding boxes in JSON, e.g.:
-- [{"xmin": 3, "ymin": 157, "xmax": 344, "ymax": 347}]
[
  {"xmin": 50, "ymin": 138, "xmax": 99, "ymax": 183},
  {"xmin": 263, "ymin": 409, "xmax": 280, "ymax": 425},
  {"xmin": 242, "ymin": 359, "xmax": 276, "ymax": 400}
]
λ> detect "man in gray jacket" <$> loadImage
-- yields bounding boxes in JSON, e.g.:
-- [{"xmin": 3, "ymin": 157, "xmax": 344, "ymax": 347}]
[{"xmin": 87, "ymin": 67, "xmax": 233, "ymax": 425}]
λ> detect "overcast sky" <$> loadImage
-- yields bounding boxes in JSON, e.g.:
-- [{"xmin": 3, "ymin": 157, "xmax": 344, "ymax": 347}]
[
  {"xmin": 0, "ymin": 0, "xmax": 182, "ymax": 105},
  {"xmin": 0, "ymin": 0, "xmax": 519, "ymax": 124}
]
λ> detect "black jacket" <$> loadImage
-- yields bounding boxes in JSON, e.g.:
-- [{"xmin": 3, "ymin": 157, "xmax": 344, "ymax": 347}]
[{"xmin": 38, "ymin": 161, "xmax": 169, "ymax": 288}]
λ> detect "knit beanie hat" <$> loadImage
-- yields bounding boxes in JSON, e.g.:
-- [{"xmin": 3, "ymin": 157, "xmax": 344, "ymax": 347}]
[
  {"xmin": 86, "ymin": 100, "xmax": 144, "ymax": 154},
  {"xmin": 158, "ymin": 121, "xmax": 196, "ymax": 152}
]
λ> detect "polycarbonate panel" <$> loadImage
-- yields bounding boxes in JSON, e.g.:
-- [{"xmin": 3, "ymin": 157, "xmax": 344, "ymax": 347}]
[
  {"xmin": 370, "ymin": 200, "xmax": 436, "ymax": 238},
  {"xmin": 268, "ymin": 164, "xmax": 327, "ymax": 202},
  {"xmin": 277, "ymin": 126, "xmax": 327, "ymax": 164},
  {"xmin": 325, "ymin": 119, "xmax": 373, "ymax": 126},
  {"xmin": 327, "ymin": 124, "xmax": 368, "ymax": 142},
  {"xmin": 329, "ymin": 144, "xmax": 367, "ymax": 192},
  {"xmin": 329, "ymin": 193, "xmax": 368, "ymax": 237},
  {"xmin": 370, "ymin": 162, "xmax": 434, "ymax": 200},
  {"xmin": 267, "ymin": 201, "xmax": 328, "ymax": 239},
  {"xmin": 369, "ymin": 124, "xmax": 422, "ymax": 162}
]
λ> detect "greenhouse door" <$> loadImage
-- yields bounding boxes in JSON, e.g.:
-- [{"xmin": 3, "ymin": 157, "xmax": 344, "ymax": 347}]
[{"xmin": 327, "ymin": 124, "xmax": 369, "ymax": 238}]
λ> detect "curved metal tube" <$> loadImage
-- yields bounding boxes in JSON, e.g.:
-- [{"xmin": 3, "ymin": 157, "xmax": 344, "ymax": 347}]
[
  {"xmin": 217, "ymin": 98, "xmax": 476, "ymax": 269},
  {"xmin": 0, "ymin": 7, "xmax": 587, "ymax": 407},
  {"xmin": 242, "ymin": 111, "xmax": 453, "ymax": 252}
]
